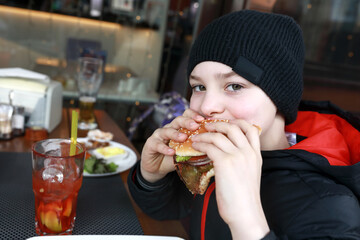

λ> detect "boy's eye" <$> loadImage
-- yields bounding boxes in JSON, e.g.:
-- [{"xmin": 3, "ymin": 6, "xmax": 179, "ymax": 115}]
[
  {"xmin": 192, "ymin": 85, "xmax": 206, "ymax": 92},
  {"xmin": 226, "ymin": 84, "xmax": 242, "ymax": 91}
]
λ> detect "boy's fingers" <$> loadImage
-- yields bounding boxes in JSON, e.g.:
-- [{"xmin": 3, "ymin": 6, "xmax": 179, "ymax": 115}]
[
  {"xmin": 165, "ymin": 115, "xmax": 201, "ymax": 131},
  {"xmin": 183, "ymin": 109, "xmax": 205, "ymax": 122}
]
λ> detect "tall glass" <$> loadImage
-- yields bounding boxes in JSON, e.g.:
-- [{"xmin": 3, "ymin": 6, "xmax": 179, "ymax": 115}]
[
  {"xmin": 76, "ymin": 57, "xmax": 103, "ymax": 130},
  {"xmin": 32, "ymin": 139, "xmax": 85, "ymax": 235}
]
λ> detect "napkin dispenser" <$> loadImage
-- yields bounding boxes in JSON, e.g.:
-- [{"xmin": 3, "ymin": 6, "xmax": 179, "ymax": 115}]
[{"xmin": 0, "ymin": 68, "xmax": 63, "ymax": 132}]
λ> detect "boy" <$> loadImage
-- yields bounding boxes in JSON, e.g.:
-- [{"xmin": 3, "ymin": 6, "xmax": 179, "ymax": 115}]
[{"xmin": 128, "ymin": 10, "xmax": 360, "ymax": 239}]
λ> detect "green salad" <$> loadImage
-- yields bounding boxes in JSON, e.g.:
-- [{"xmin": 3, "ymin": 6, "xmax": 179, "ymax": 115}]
[{"xmin": 84, "ymin": 155, "xmax": 118, "ymax": 174}]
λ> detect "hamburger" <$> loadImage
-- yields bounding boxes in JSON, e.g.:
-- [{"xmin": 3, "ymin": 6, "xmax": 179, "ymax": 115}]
[{"xmin": 169, "ymin": 119, "xmax": 228, "ymax": 195}]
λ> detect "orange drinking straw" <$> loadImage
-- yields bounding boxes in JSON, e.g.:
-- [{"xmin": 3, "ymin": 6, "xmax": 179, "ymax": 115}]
[{"xmin": 70, "ymin": 110, "xmax": 78, "ymax": 156}]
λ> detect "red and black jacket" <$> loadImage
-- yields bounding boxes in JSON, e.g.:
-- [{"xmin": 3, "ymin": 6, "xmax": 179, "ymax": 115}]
[{"xmin": 128, "ymin": 101, "xmax": 360, "ymax": 240}]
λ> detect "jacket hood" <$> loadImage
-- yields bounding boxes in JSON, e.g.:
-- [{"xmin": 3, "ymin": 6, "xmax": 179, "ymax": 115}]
[
  {"xmin": 264, "ymin": 101, "xmax": 360, "ymax": 198},
  {"xmin": 286, "ymin": 110, "xmax": 360, "ymax": 166}
]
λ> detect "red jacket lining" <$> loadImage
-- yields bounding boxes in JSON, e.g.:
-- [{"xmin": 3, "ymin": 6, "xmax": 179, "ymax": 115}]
[
  {"xmin": 286, "ymin": 111, "xmax": 360, "ymax": 166},
  {"xmin": 201, "ymin": 182, "xmax": 215, "ymax": 240}
]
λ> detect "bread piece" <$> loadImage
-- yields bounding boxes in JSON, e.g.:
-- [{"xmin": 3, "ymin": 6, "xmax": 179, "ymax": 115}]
[{"xmin": 169, "ymin": 119, "xmax": 228, "ymax": 156}]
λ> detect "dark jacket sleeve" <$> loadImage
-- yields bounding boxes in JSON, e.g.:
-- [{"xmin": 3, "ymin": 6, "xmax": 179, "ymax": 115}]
[
  {"xmin": 284, "ymin": 194, "xmax": 360, "ymax": 239},
  {"xmin": 262, "ymin": 187, "xmax": 360, "ymax": 239},
  {"xmin": 261, "ymin": 231, "xmax": 282, "ymax": 240},
  {"xmin": 127, "ymin": 161, "xmax": 193, "ymax": 220},
  {"xmin": 260, "ymin": 192, "xmax": 360, "ymax": 240}
]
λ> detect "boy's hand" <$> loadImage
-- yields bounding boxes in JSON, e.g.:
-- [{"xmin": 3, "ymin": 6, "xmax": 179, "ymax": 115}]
[
  {"xmin": 191, "ymin": 119, "xmax": 269, "ymax": 239},
  {"xmin": 140, "ymin": 109, "xmax": 204, "ymax": 183}
]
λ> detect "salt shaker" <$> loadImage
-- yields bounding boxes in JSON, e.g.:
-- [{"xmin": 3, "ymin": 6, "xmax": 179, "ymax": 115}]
[{"xmin": 12, "ymin": 105, "xmax": 25, "ymax": 137}]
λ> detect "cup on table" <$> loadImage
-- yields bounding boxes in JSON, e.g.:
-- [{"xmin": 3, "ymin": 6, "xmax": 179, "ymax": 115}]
[
  {"xmin": 0, "ymin": 103, "xmax": 13, "ymax": 139},
  {"xmin": 76, "ymin": 57, "xmax": 103, "ymax": 130},
  {"xmin": 32, "ymin": 139, "xmax": 85, "ymax": 235}
]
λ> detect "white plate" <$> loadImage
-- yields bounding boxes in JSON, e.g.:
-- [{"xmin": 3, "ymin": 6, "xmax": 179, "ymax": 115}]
[
  {"xmin": 27, "ymin": 235, "xmax": 184, "ymax": 240},
  {"xmin": 78, "ymin": 138, "xmax": 137, "ymax": 177}
]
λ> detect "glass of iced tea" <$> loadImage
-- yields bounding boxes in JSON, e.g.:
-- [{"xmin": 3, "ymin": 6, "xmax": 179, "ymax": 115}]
[
  {"xmin": 76, "ymin": 57, "xmax": 103, "ymax": 130},
  {"xmin": 32, "ymin": 139, "xmax": 85, "ymax": 235}
]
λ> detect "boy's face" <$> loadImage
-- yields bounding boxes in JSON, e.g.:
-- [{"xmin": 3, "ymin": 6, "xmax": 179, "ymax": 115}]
[{"xmin": 189, "ymin": 61, "xmax": 279, "ymax": 135}]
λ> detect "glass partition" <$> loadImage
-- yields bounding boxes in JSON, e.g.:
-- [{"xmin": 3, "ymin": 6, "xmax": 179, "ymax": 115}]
[
  {"xmin": 273, "ymin": 0, "xmax": 360, "ymax": 84},
  {"xmin": 0, "ymin": 1, "xmax": 169, "ymax": 103},
  {"xmin": 272, "ymin": 0, "xmax": 360, "ymax": 113}
]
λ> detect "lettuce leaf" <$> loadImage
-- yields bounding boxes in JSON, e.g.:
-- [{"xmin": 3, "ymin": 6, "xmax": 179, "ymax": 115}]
[{"xmin": 176, "ymin": 155, "xmax": 191, "ymax": 162}]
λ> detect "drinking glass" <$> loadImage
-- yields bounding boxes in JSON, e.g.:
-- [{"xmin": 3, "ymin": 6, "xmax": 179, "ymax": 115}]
[
  {"xmin": 76, "ymin": 57, "xmax": 103, "ymax": 130},
  {"xmin": 32, "ymin": 139, "xmax": 85, "ymax": 235},
  {"xmin": 0, "ymin": 103, "xmax": 13, "ymax": 139}
]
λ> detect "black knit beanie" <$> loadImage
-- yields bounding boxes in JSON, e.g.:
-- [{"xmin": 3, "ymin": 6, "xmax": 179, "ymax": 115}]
[{"xmin": 187, "ymin": 10, "xmax": 305, "ymax": 124}]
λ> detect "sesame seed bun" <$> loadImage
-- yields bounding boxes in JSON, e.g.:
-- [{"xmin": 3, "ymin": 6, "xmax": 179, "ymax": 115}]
[{"xmin": 169, "ymin": 119, "xmax": 229, "ymax": 157}]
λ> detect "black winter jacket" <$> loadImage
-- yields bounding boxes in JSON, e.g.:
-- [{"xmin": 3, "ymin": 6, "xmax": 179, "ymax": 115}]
[{"xmin": 128, "ymin": 101, "xmax": 360, "ymax": 239}]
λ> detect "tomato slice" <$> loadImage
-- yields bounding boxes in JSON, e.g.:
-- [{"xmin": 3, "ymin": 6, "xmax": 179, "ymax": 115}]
[
  {"xmin": 85, "ymin": 152, "xmax": 92, "ymax": 160},
  {"xmin": 188, "ymin": 155, "xmax": 207, "ymax": 162}
]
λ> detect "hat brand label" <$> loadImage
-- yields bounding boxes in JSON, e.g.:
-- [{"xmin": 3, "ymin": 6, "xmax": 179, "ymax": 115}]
[{"xmin": 233, "ymin": 56, "xmax": 263, "ymax": 84}]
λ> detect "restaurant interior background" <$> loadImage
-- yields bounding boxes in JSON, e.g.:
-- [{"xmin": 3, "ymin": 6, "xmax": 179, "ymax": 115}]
[{"xmin": 0, "ymin": 0, "xmax": 359, "ymax": 151}]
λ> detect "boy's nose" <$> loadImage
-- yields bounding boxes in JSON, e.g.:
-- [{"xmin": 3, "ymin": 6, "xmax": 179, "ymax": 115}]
[{"xmin": 200, "ymin": 93, "xmax": 224, "ymax": 118}]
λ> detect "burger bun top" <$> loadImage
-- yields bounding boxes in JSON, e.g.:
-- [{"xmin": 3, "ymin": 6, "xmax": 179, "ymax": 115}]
[{"xmin": 169, "ymin": 119, "xmax": 228, "ymax": 157}]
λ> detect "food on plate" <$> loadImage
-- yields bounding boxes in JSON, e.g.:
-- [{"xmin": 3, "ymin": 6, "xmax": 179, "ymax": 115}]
[
  {"xmin": 82, "ymin": 129, "xmax": 114, "ymax": 150},
  {"xmin": 84, "ymin": 140, "xmax": 110, "ymax": 150},
  {"xmin": 169, "ymin": 119, "xmax": 228, "ymax": 195},
  {"xmin": 95, "ymin": 146, "xmax": 127, "ymax": 158},
  {"xmin": 87, "ymin": 129, "xmax": 113, "ymax": 141},
  {"xmin": 84, "ymin": 155, "xmax": 118, "ymax": 174},
  {"xmin": 169, "ymin": 119, "xmax": 262, "ymax": 195}
]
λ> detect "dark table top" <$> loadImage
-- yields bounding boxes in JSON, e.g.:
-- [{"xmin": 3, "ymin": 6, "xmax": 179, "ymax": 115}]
[
  {"xmin": 0, "ymin": 152, "xmax": 143, "ymax": 239},
  {"xmin": 0, "ymin": 108, "xmax": 188, "ymax": 239}
]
